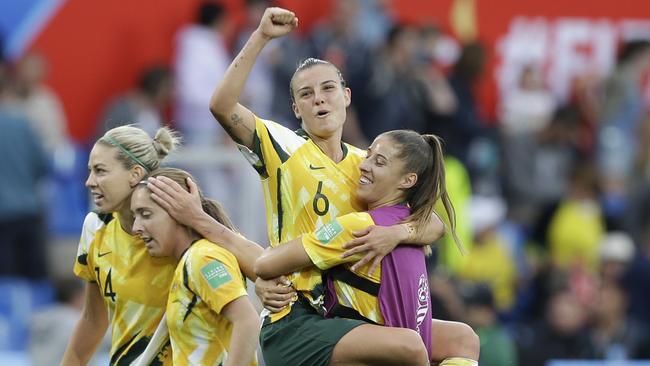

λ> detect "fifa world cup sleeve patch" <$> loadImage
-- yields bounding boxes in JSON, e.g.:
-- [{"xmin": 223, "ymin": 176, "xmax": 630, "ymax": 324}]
[
  {"xmin": 315, "ymin": 219, "xmax": 344, "ymax": 244},
  {"xmin": 200, "ymin": 260, "xmax": 232, "ymax": 289}
]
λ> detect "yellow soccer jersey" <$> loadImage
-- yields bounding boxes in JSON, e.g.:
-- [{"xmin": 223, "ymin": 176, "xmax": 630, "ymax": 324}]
[
  {"xmin": 166, "ymin": 239, "xmax": 256, "ymax": 366},
  {"xmin": 301, "ymin": 213, "xmax": 384, "ymax": 324},
  {"xmin": 74, "ymin": 211, "xmax": 176, "ymax": 365},
  {"xmin": 238, "ymin": 116, "xmax": 365, "ymax": 321}
]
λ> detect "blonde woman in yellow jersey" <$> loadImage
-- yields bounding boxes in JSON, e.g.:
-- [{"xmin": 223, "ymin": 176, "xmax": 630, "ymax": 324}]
[
  {"xmin": 61, "ymin": 126, "xmax": 180, "ymax": 366},
  {"xmin": 131, "ymin": 168, "xmax": 260, "ymax": 366}
]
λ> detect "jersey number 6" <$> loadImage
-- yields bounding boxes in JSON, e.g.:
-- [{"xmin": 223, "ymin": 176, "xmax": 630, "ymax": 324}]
[{"xmin": 313, "ymin": 181, "xmax": 330, "ymax": 216}]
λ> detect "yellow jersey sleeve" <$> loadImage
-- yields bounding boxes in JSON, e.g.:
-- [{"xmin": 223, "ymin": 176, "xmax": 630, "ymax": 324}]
[
  {"xmin": 73, "ymin": 212, "xmax": 107, "ymax": 282},
  {"xmin": 187, "ymin": 246, "xmax": 248, "ymax": 314},
  {"xmin": 301, "ymin": 212, "xmax": 375, "ymax": 270},
  {"xmin": 237, "ymin": 115, "xmax": 307, "ymax": 178}
]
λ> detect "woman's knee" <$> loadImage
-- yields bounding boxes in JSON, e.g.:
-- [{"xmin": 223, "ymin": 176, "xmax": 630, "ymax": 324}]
[
  {"xmin": 450, "ymin": 322, "xmax": 480, "ymax": 359},
  {"xmin": 393, "ymin": 329, "xmax": 429, "ymax": 366}
]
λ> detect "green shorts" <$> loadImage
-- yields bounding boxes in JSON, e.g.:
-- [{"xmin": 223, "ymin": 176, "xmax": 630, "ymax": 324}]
[{"xmin": 260, "ymin": 299, "xmax": 366, "ymax": 366}]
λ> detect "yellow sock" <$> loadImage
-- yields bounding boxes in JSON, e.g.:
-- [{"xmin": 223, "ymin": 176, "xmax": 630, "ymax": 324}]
[{"xmin": 439, "ymin": 357, "xmax": 478, "ymax": 366}]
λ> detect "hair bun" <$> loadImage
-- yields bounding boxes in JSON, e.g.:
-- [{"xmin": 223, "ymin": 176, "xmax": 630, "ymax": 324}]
[{"xmin": 153, "ymin": 126, "xmax": 181, "ymax": 158}]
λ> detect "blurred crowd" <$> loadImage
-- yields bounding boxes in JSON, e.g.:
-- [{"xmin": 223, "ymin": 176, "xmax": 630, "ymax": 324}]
[{"xmin": 1, "ymin": 0, "xmax": 650, "ymax": 365}]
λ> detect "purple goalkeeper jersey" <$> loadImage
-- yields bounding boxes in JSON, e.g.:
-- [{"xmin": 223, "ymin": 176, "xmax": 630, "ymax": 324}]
[
  {"xmin": 369, "ymin": 205, "xmax": 432, "ymax": 359},
  {"xmin": 324, "ymin": 205, "xmax": 432, "ymax": 358}
]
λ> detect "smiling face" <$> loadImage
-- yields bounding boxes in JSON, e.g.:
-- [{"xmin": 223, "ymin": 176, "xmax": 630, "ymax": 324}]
[
  {"xmin": 356, "ymin": 135, "xmax": 417, "ymax": 209},
  {"xmin": 131, "ymin": 187, "xmax": 183, "ymax": 257},
  {"xmin": 291, "ymin": 63, "xmax": 351, "ymax": 140},
  {"xmin": 85, "ymin": 143, "xmax": 143, "ymax": 213}
]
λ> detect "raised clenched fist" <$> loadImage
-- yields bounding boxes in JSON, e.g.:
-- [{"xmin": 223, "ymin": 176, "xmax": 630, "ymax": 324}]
[{"xmin": 257, "ymin": 7, "xmax": 298, "ymax": 39}]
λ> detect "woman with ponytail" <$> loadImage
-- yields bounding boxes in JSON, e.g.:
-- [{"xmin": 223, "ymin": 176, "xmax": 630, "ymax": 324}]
[
  {"xmin": 131, "ymin": 168, "xmax": 260, "ymax": 366},
  {"xmin": 61, "ymin": 125, "xmax": 181, "ymax": 365},
  {"xmin": 253, "ymin": 130, "xmax": 479, "ymax": 366}
]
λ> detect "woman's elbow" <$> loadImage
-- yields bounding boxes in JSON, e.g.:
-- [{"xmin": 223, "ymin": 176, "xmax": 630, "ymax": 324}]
[
  {"xmin": 245, "ymin": 313, "xmax": 262, "ymax": 331},
  {"xmin": 233, "ymin": 301, "xmax": 261, "ymax": 331},
  {"xmin": 208, "ymin": 97, "xmax": 227, "ymax": 121},
  {"xmin": 253, "ymin": 257, "xmax": 272, "ymax": 279}
]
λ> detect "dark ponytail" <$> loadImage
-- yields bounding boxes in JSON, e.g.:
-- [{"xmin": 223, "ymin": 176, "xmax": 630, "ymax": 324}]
[
  {"xmin": 381, "ymin": 130, "xmax": 463, "ymax": 254},
  {"xmin": 421, "ymin": 135, "xmax": 462, "ymax": 254}
]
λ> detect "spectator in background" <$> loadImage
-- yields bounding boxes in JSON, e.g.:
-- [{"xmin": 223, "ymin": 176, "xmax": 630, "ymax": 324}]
[
  {"xmin": 590, "ymin": 282, "xmax": 650, "ymax": 360},
  {"xmin": 598, "ymin": 232, "xmax": 635, "ymax": 285},
  {"xmin": 623, "ymin": 220, "xmax": 650, "ymax": 331},
  {"xmin": 307, "ymin": 0, "xmax": 374, "ymax": 147},
  {"xmin": 569, "ymin": 70, "xmax": 602, "ymax": 156},
  {"xmin": 527, "ymin": 106, "xmax": 582, "ymax": 230},
  {"xmin": 635, "ymin": 110, "xmax": 650, "ymax": 182},
  {"xmin": 12, "ymin": 51, "xmax": 70, "ymax": 154},
  {"xmin": 462, "ymin": 283, "xmax": 518, "ymax": 366},
  {"xmin": 307, "ymin": 0, "xmax": 373, "ymax": 82},
  {"xmin": 174, "ymin": 1, "xmax": 232, "ymax": 147},
  {"xmin": 96, "ymin": 65, "xmax": 172, "ymax": 138},
  {"xmin": 500, "ymin": 64, "xmax": 555, "ymax": 135},
  {"xmin": 356, "ymin": 24, "xmax": 456, "ymax": 142},
  {"xmin": 534, "ymin": 162, "xmax": 603, "ymax": 325},
  {"xmin": 0, "ymin": 57, "xmax": 49, "ymax": 279},
  {"xmin": 358, "ymin": 24, "xmax": 424, "ymax": 139},
  {"xmin": 499, "ymin": 65, "xmax": 556, "ymax": 223},
  {"xmin": 597, "ymin": 40, "xmax": 650, "ymax": 228},
  {"xmin": 436, "ymin": 42, "xmax": 487, "ymax": 169},
  {"xmin": 355, "ymin": 0, "xmax": 393, "ymax": 49},
  {"xmin": 517, "ymin": 288, "xmax": 594, "ymax": 366},
  {"xmin": 547, "ymin": 161, "xmax": 605, "ymax": 274},
  {"xmin": 173, "ymin": 1, "xmax": 240, "ymax": 211},
  {"xmin": 418, "ymin": 25, "xmax": 458, "ymax": 117},
  {"xmin": 459, "ymin": 196, "xmax": 516, "ymax": 311}
]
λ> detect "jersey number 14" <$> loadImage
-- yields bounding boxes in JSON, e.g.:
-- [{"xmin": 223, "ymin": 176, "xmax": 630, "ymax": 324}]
[{"xmin": 95, "ymin": 266, "xmax": 117, "ymax": 302}]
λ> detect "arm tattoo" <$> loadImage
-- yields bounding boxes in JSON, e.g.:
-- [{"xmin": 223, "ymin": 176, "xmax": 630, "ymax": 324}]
[
  {"xmin": 224, "ymin": 113, "xmax": 254, "ymax": 145},
  {"xmin": 231, "ymin": 113, "xmax": 244, "ymax": 126},
  {"xmin": 231, "ymin": 113, "xmax": 254, "ymax": 134}
]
